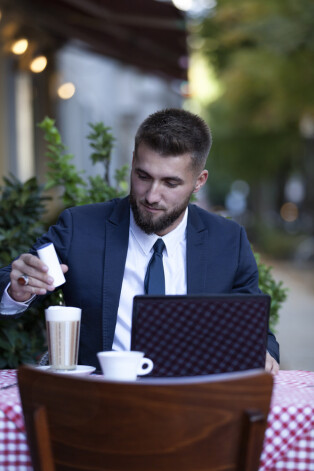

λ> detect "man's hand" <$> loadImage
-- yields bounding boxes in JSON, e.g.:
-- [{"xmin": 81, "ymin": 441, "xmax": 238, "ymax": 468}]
[
  {"xmin": 8, "ymin": 253, "xmax": 68, "ymax": 302},
  {"xmin": 265, "ymin": 351, "xmax": 279, "ymax": 374}
]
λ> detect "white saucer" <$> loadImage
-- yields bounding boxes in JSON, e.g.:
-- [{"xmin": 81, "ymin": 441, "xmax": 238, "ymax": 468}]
[{"xmin": 37, "ymin": 365, "xmax": 96, "ymax": 375}]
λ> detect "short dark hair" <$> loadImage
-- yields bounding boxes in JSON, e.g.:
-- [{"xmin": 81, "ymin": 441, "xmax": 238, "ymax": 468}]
[{"xmin": 134, "ymin": 108, "xmax": 212, "ymax": 172}]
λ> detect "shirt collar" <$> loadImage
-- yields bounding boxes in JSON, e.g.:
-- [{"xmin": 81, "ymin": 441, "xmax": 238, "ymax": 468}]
[{"xmin": 130, "ymin": 207, "xmax": 188, "ymax": 257}]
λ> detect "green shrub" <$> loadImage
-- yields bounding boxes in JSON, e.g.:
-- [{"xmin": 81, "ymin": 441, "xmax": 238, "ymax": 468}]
[
  {"xmin": 254, "ymin": 252, "xmax": 288, "ymax": 332},
  {"xmin": 0, "ymin": 175, "xmax": 50, "ymax": 367},
  {"xmin": 0, "ymin": 175, "xmax": 49, "ymax": 266}
]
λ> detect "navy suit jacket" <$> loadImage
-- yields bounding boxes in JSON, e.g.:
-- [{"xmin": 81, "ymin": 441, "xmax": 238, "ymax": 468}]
[{"xmin": 0, "ymin": 197, "xmax": 279, "ymax": 368}]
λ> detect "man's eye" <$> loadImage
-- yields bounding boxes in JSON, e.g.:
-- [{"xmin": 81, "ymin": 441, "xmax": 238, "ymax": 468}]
[
  {"xmin": 138, "ymin": 173, "xmax": 150, "ymax": 180},
  {"xmin": 165, "ymin": 181, "xmax": 179, "ymax": 188}
]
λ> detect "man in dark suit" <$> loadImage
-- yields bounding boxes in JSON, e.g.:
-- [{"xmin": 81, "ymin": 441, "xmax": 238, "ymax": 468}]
[{"xmin": 0, "ymin": 109, "xmax": 279, "ymax": 373}]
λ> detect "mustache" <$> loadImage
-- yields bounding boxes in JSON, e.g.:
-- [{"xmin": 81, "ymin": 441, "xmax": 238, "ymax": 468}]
[{"xmin": 141, "ymin": 201, "xmax": 166, "ymax": 211}]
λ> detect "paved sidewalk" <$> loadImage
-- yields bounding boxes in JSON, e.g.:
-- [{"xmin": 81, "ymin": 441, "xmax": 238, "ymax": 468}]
[{"xmin": 263, "ymin": 259, "xmax": 314, "ymax": 372}]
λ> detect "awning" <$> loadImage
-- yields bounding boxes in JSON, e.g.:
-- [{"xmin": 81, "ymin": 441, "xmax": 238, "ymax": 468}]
[{"xmin": 0, "ymin": 0, "xmax": 188, "ymax": 80}]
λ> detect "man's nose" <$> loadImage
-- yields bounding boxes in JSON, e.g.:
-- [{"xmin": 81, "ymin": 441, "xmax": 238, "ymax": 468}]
[{"xmin": 145, "ymin": 182, "xmax": 161, "ymax": 204}]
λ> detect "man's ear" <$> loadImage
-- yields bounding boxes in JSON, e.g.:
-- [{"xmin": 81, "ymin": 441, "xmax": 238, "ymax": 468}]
[{"xmin": 193, "ymin": 170, "xmax": 208, "ymax": 193}]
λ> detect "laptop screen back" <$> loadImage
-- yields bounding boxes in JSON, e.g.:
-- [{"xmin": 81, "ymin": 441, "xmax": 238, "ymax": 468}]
[{"xmin": 131, "ymin": 294, "xmax": 270, "ymax": 377}]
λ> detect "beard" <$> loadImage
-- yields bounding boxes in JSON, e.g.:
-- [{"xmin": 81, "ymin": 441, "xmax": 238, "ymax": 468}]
[{"xmin": 129, "ymin": 190, "xmax": 191, "ymax": 235}]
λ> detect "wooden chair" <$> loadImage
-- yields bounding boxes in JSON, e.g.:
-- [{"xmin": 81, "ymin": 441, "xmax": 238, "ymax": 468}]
[{"xmin": 18, "ymin": 365, "xmax": 273, "ymax": 471}]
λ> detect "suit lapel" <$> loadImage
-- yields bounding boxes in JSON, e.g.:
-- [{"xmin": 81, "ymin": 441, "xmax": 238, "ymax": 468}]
[
  {"xmin": 187, "ymin": 205, "xmax": 229, "ymax": 294},
  {"xmin": 186, "ymin": 204, "xmax": 209, "ymax": 294},
  {"xmin": 102, "ymin": 197, "xmax": 130, "ymax": 350}
]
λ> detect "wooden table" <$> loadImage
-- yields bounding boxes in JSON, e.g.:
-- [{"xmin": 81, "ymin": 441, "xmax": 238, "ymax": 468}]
[{"xmin": 1, "ymin": 369, "xmax": 314, "ymax": 471}]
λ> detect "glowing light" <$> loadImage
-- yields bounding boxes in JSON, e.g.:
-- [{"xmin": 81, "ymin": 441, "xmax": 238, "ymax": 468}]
[
  {"xmin": 172, "ymin": 0, "xmax": 192, "ymax": 11},
  {"xmin": 172, "ymin": 0, "xmax": 216, "ymax": 14},
  {"xmin": 0, "ymin": 10, "xmax": 2, "ymax": 22},
  {"xmin": 11, "ymin": 39, "xmax": 28, "ymax": 55},
  {"xmin": 280, "ymin": 202, "xmax": 298, "ymax": 222},
  {"xmin": 57, "ymin": 82, "xmax": 76, "ymax": 100},
  {"xmin": 30, "ymin": 56, "xmax": 47, "ymax": 73},
  {"xmin": 189, "ymin": 54, "xmax": 221, "ymax": 105}
]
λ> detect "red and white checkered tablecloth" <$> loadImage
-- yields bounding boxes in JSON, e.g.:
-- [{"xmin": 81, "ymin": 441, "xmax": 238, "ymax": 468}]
[
  {"xmin": 0, "ymin": 369, "xmax": 32, "ymax": 471},
  {"xmin": 0, "ymin": 369, "xmax": 314, "ymax": 471},
  {"xmin": 260, "ymin": 370, "xmax": 314, "ymax": 471}
]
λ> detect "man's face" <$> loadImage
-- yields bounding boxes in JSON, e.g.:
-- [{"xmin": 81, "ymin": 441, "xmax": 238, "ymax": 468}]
[{"xmin": 130, "ymin": 143, "xmax": 208, "ymax": 236}]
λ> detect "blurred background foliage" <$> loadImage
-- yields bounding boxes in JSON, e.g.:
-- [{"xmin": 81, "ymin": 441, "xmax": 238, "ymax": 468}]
[
  {"xmin": 0, "ymin": 176, "xmax": 49, "ymax": 367},
  {"xmin": 39, "ymin": 117, "xmax": 128, "ymax": 208},
  {"xmin": 188, "ymin": 0, "xmax": 314, "ymax": 260}
]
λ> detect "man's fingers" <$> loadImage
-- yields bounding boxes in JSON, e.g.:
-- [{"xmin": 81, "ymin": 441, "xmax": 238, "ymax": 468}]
[
  {"xmin": 9, "ymin": 253, "xmax": 68, "ymax": 303},
  {"xmin": 61, "ymin": 264, "xmax": 69, "ymax": 274},
  {"xmin": 11, "ymin": 254, "xmax": 53, "ymax": 283},
  {"xmin": 8, "ymin": 274, "xmax": 56, "ymax": 301},
  {"xmin": 13, "ymin": 253, "xmax": 49, "ymax": 274},
  {"xmin": 265, "ymin": 352, "xmax": 279, "ymax": 375},
  {"xmin": 8, "ymin": 279, "xmax": 48, "ymax": 301},
  {"xmin": 17, "ymin": 274, "xmax": 55, "ymax": 291},
  {"xmin": 9, "ymin": 253, "xmax": 58, "ymax": 302},
  {"xmin": 11, "ymin": 267, "xmax": 54, "ymax": 288}
]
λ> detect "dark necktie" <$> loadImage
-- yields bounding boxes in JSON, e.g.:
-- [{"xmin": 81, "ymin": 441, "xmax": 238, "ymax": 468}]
[{"xmin": 144, "ymin": 238, "xmax": 166, "ymax": 295}]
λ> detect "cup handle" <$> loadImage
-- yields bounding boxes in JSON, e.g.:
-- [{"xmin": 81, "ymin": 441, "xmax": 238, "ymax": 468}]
[{"xmin": 138, "ymin": 357, "xmax": 154, "ymax": 376}]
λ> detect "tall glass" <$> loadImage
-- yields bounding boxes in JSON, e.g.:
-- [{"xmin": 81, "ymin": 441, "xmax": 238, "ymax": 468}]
[{"xmin": 45, "ymin": 306, "xmax": 81, "ymax": 370}]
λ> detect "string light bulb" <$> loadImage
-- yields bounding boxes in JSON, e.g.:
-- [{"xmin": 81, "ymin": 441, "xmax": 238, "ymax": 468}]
[
  {"xmin": 11, "ymin": 38, "xmax": 29, "ymax": 55},
  {"xmin": 30, "ymin": 56, "xmax": 47, "ymax": 73}
]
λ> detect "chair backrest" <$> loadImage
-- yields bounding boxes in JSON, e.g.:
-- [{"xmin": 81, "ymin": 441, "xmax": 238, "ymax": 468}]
[{"xmin": 18, "ymin": 365, "xmax": 273, "ymax": 471}]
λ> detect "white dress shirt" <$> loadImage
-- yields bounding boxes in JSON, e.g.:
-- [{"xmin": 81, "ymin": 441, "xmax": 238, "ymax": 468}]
[
  {"xmin": 0, "ymin": 285, "xmax": 33, "ymax": 314},
  {"xmin": 112, "ymin": 209, "xmax": 188, "ymax": 351}
]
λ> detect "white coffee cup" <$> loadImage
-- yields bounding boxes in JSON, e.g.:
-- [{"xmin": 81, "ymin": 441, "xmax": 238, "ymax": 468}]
[
  {"xmin": 45, "ymin": 306, "xmax": 81, "ymax": 370},
  {"xmin": 97, "ymin": 351, "xmax": 154, "ymax": 381}
]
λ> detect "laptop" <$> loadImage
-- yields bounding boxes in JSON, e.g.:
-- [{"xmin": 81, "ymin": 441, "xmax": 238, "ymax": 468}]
[{"xmin": 131, "ymin": 294, "xmax": 270, "ymax": 377}]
